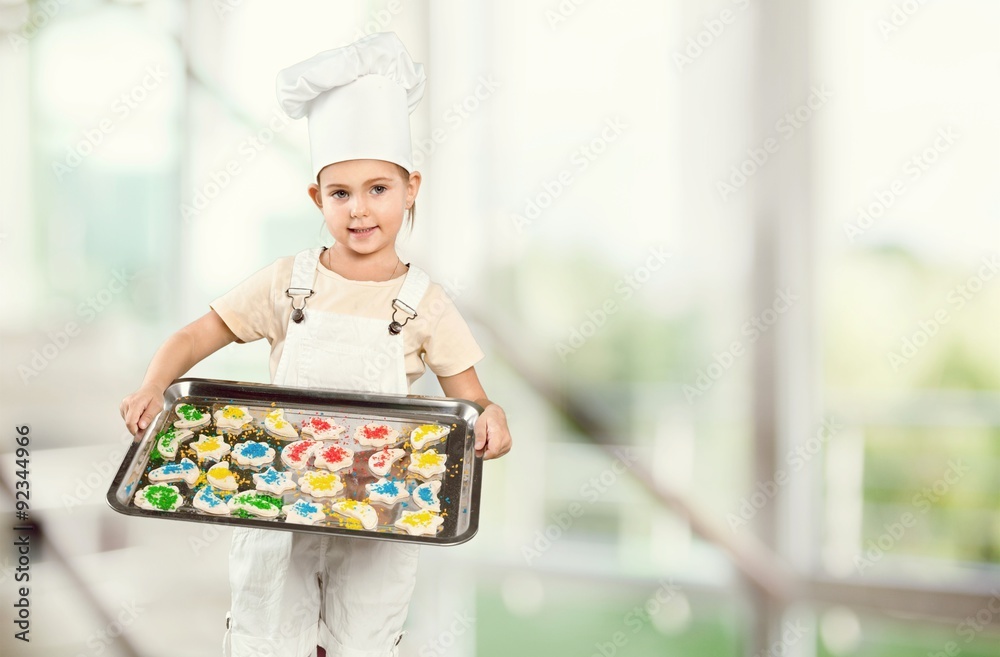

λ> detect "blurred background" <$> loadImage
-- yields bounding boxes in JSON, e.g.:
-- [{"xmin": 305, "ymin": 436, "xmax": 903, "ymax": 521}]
[{"xmin": 1, "ymin": 0, "xmax": 998, "ymax": 655}]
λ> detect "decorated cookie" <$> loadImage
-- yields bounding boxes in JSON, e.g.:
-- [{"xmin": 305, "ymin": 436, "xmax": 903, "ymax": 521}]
[
  {"xmin": 232, "ymin": 441, "xmax": 276, "ymax": 467},
  {"xmin": 214, "ymin": 405, "xmax": 253, "ymax": 432},
  {"xmin": 149, "ymin": 457, "xmax": 200, "ymax": 486},
  {"xmin": 206, "ymin": 461, "xmax": 239, "ymax": 490},
  {"xmin": 173, "ymin": 403, "xmax": 211, "ymax": 430},
  {"xmin": 409, "ymin": 424, "xmax": 450, "ymax": 451},
  {"xmin": 300, "ymin": 416, "xmax": 346, "ymax": 441},
  {"xmin": 153, "ymin": 426, "xmax": 193, "ymax": 460},
  {"xmin": 193, "ymin": 485, "xmax": 230, "ymax": 515},
  {"xmin": 412, "ymin": 480, "xmax": 442, "ymax": 512},
  {"xmin": 282, "ymin": 499, "xmax": 326, "ymax": 525},
  {"xmin": 264, "ymin": 409, "xmax": 298, "ymax": 440},
  {"xmin": 354, "ymin": 423, "xmax": 400, "ymax": 448},
  {"xmin": 298, "ymin": 470, "xmax": 345, "ymax": 498},
  {"xmin": 368, "ymin": 447, "xmax": 406, "ymax": 477},
  {"xmin": 227, "ymin": 490, "xmax": 283, "ymax": 518},
  {"xmin": 394, "ymin": 509, "xmax": 444, "ymax": 536},
  {"xmin": 330, "ymin": 499, "xmax": 379, "ymax": 530},
  {"xmin": 253, "ymin": 466, "xmax": 296, "ymax": 495},
  {"xmin": 281, "ymin": 440, "xmax": 320, "ymax": 470},
  {"xmin": 135, "ymin": 484, "xmax": 183, "ymax": 512},
  {"xmin": 190, "ymin": 433, "xmax": 231, "ymax": 462},
  {"xmin": 365, "ymin": 477, "xmax": 409, "ymax": 505},
  {"xmin": 314, "ymin": 443, "xmax": 354, "ymax": 472},
  {"xmin": 407, "ymin": 449, "xmax": 448, "ymax": 479}
]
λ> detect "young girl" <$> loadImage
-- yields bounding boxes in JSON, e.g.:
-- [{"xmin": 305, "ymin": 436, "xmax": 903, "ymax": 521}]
[{"xmin": 119, "ymin": 33, "xmax": 511, "ymax": 657}]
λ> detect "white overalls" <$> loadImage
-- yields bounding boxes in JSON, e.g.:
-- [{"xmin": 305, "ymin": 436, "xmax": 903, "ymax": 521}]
[{"xmin": 224, "ymin": 247, "xmax": 429, "ymax": 657}]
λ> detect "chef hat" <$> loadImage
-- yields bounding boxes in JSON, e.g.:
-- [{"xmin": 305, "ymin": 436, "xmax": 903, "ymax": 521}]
[{"xmin": 275, "ymin": 32, "xmax": 426, "ymax": 178}]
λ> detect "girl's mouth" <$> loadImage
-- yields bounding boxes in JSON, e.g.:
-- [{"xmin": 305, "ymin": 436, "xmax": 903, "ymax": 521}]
[{"xmin": 349, "ymin": 226, "xmax": 377, "ymax": 237}]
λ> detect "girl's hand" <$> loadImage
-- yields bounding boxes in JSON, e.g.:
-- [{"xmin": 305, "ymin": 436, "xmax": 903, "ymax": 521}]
[
  {"xmin": 475, "ymin": 403, "xmax": 512, "ymax": 460},
  {"xmin": 120, "ymin": 384, "xmax": 165, "ymax": 439}
]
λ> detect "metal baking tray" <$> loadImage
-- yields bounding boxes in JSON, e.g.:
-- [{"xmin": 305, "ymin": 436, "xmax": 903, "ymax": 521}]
[{"xmin": 106, "ymin": 378, "xmax": 483, "ymax": 546}]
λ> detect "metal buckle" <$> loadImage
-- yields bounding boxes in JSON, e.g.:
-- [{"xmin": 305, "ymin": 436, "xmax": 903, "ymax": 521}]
[
  {"xmin": 388, "ymin": 298, "xmax": 417, "ymax": 335},
  {"xmin": 286, "ymin": 287, "xmax": 314, "ymax": 324}
]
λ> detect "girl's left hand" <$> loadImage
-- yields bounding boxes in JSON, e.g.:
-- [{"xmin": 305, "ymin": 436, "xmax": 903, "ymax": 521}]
[{"xmin": 475, "ymin": 403, "xmax": 512, "ymax": 460}]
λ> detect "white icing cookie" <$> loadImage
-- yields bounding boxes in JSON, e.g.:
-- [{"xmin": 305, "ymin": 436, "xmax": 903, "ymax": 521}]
[
  {"xmin": 148, "ymin": 457, "xmax": 200, "ymax": 485},
  {"xmin": 282, "ymin": 499, "xmax": 326, "ymax": 525},
  {"xmin": 264, "ymin": 409, "xmax": 299, "ymax": 440},
  {"xmin": 409, "ymin": 424, "xmax": 450, "ymax": 451},
  {"xmin": 298, "ymin": 470, "xmax": 345, "ymax": 498},
  {"xmin": 206, "ymin": 461, "xmax": 239, "ymax": 490},
  {"xmin": 280, "ymin": 440, "xmax": 320, "ymax": 470},
  {"xmin": 365, "ymin": 477, "xmax": 409, "ymax": 505},
  {"xmin": 173, "ymin": 403, "xmax": 211, "ymax": 430},
  {"xmin": 232, "ymin": 441, "xmax": 276, "ymax": 467},
  {"xmin": 407, "ymin": 449, "xmax": 448, "ymax": 479},
  {"xmin": 394, "ymin": 509, "xmax": 444, "ymax": 536},
  {"xmin": 330, "ymin": 499, "xmax": 379, "ymax": 530},
  {"xmin": 368, "ymin": 447, "xmax": 406, "ymax": 477},
  {"xmin": 214, "ymin": 405, "xmax": 253, "ymax": 432},
  {"xmin": 190, "ymin": 433, "xmax": 231, "ymax": 462},
  {"xmin": 193, "ymin": 485, "xmax": 230, "ymax": 515},
  {"xmin": 134, "ymin": 484, "xmax": 183, "ymax": 512},
  {"xmin": 313, "ymin": 443, "xmax": 354, "ymax": 472},
  {"xmin": 354, "ymin": 423, "xmax": 400, "ymax": 448},
  {"xmin": 253, "ymin": 466, "xmax": 296, "ymax": 495},
  {"xmin": 153, "ymin": 427, "xmax": 192, "ymax": 460},
  {"xmin": 412, "ymin": 480, "xmax": 442, "ymax": 512},
  {"xmin": 227, "ymin": 490, "xmax": 283, "ymax": 518},
  {"xmin": 300, "ymin": 416, "xmax": 346, "ymax": 441}
]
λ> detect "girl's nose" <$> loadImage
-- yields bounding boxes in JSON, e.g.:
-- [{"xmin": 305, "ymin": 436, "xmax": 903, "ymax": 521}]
[{"xmin": 351, "ymin": 199, "xmax": 368, "ymax": 218}]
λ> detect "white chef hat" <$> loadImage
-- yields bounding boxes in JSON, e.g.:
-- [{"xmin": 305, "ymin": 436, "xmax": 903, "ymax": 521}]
[{"xmin": 275, "ymin": 32, "xmax": 426, "ymax": 178}]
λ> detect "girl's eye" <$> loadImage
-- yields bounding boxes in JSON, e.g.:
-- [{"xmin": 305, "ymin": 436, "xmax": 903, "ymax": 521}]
[
  {"xmin": 330, "ymin": 190, "xmax": 348, "ymax": 199},
  {"xmin": 372, "ymin": 185, "xmax": 387, "ymax": 194}
]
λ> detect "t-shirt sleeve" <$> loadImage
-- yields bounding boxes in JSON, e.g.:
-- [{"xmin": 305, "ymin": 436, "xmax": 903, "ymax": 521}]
[
  {"xmin": 421, "ymin": 286, "xmax": 485, "ymax": 377},
  {"xmin": 209, "ymin": 261, "xmax": 280, "ymax": 344}
]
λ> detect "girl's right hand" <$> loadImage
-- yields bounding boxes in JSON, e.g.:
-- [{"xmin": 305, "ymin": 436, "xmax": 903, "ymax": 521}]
[{"xmin": 120, "ymin": 384, "xmax": 165, "ymax": 440}]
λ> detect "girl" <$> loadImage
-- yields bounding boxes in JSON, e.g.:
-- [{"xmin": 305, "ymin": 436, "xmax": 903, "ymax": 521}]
[{"xmin": 120, "ymin": 32, "xmax": 511, "ymax": 657}]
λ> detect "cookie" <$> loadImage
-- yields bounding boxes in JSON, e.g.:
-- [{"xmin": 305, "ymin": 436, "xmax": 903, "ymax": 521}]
[
  {"xmin": 232, "ymin": 441, "xmax": 276, "ymax": 467},
  {"xmin": 300, "ymin": 416, "xmax": 346, "ymax": 441},
  {"xmin": 173, "ymin": 403, "xmax": 211, "ymax": 430},
  {"xmin": 190, "ymin": 433, "xmax": 231, "ymax": 462},
  {"xmin": 280, "ymin": 440, "xmax": 320, "ymax": 470},
  {"xmin": 412, "ymin": 480, "xmax": 442, "ymax": 512},
  {"xmin": 407, "ymin": 449, "xmax": 448, "ymax": 479},
  {"xmin": 206, "ymin": 461, "xmax": 239, "ymax": 490},
  {"xmin": 368, "ymin": 447, "xmax": 405, "ymax": 477},
  {"xmin": 135, "ymin": 484, "xmax": 183, "ymax": 512},
  {"xmin": 283, "ymin": 499, "xmax": 326, "ymax": 525},
  {"xmin": 264, "ymin": 409, "xmax": 299, "ymax": 440},
  {"xmin": 409, "ymin": 424, "xmax": 450, "ymax": 451},
  {"xmin": 214, "ymin": 405, "xmax": 253, "ymax": 432},
  {"xmin": 394, "ymin": 509, "xmax": 444, "ymax": 536},
  {"xmin": 153, "ymin": 426, "xmax": 193, "ymax": 460},
  {"xmin": 253, "ymin": 466, "xmax": 296, "ymax": 495},
  {"xmin": 330, "ymin": 499, "xmax": 379, "ymax": 530},
  {"xmin": 298, "ymin": 470, "xmax": 345, "ymax": 498},
  {"xmin": 193, "ymin": 485, "xmax": 230, "ymax": 515},
  {"xmin": 148, "ymin": 457, "xmax": 200, "ymax": 486},
  {"xmin": 365, "ymin": 477, "xmax": 409, "ymax": 505},
  {"xmin": 354, "ymin": 423, "xmax": 400, "ymax": 448},
  {"xmin": 227, "ymin": 491, "xmax": 283, "ymax": 518},
  {"xmin": 313, "ymin": 443, "xmax": 354, "ymax": 473}
]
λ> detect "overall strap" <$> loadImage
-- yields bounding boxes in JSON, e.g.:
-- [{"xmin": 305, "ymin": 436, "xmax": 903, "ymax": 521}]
[
  {"xmin": 285, "ymin": 247, "xmax": 324, "ymax": 323},
  {"xmin": 389, "ymin": 265, "xmax": 430, "ymax": 335}
]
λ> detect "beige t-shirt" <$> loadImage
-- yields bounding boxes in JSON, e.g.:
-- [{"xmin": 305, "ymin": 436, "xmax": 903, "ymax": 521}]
[{"xmin": 210, "ymin": 255, "xmax": 484, "ymax": 389}]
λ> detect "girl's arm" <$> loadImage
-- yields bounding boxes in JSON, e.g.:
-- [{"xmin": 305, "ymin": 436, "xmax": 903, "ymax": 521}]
[
  {"xmin": 437, "ymin": 367, "xmax": 512, "ymax": 460},
  {"xmin": 120, "ymin": 310, "xmax": 238, "ymax": 437}
]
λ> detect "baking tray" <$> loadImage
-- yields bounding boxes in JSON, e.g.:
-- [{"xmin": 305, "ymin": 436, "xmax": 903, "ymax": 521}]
[{"xmin": 106, "ymin": 378, "xmax": 483, "ymax": 546}]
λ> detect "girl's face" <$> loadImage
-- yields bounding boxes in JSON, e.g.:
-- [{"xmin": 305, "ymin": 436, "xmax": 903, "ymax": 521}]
[{"xmin": 308, "ymin": 159, "xmax": 420, "ymax": 257}]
